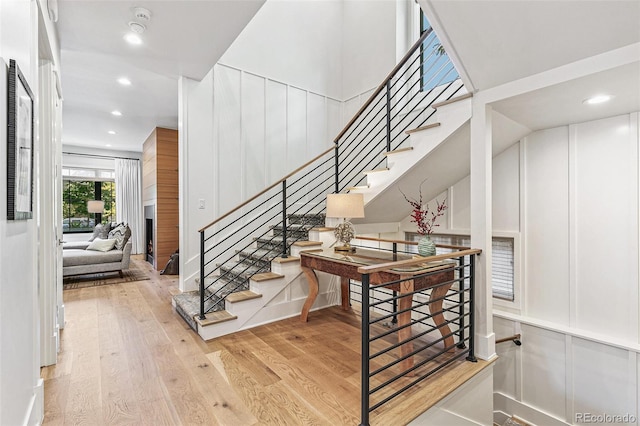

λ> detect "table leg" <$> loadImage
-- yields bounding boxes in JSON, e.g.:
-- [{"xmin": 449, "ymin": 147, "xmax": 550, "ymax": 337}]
[
  {"xmin": 341, "ymin": 276, "xmax": 350, "ymax": 310},
  {"xmin": 429, "ymin": 282, "xmax": 455, "ymax": 351},
  {"xmin": 398, "ymin": 280, "xmax": 415, "ymax": 373},
  {"xmin": 300, "ymin": 266, "xmax": 319, "ymax": 322}
]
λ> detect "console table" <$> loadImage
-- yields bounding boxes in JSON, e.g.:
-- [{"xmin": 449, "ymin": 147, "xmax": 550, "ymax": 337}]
[{"xmin": 299, "ymin": 248, "xmax": 456, "ymax": 371}]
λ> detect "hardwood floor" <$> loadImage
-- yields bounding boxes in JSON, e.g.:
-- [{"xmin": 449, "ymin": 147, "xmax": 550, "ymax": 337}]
[{"xmin": 42, "ymin": 255, "xmax": 490, "ymax": 425}]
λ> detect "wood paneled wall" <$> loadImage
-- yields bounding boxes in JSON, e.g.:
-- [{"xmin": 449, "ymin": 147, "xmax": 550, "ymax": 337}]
[{"xmin": 143, "ymin": 127, "xmax": 179, "ymax": 270}]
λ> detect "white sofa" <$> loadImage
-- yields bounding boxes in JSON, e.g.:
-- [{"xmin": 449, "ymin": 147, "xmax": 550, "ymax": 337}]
[
  {"xmin": 62, "ymin": 240, "xmax": 132, "ymax": 277},
  {"xmin": 62, "ymin": 223, "xmax": 133, "ymax": 277}
]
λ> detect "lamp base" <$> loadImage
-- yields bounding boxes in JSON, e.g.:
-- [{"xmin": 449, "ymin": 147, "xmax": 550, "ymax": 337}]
[{"xmin": 334, "ymin": 245, "xmax": 356, "ymax": 253}]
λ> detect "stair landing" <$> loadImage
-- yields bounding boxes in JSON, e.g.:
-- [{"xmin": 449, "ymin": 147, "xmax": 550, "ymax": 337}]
[{"xmin": 173, "ymin": 290, "xmax": 201, "ymax": 331}]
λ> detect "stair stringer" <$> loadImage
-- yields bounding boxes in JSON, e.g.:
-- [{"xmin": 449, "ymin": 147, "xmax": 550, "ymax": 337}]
[
  {"xmin": 196, "ymin": 248, "xmax": 340, "ymax": 341},
  {"xmin": 352, "ymin": 97, "xmax": 473, "ymax": 224}
]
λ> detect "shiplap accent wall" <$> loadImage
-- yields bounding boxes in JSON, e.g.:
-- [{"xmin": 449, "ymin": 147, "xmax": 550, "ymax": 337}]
[
  {"xmin": 213, "ymin": 63, "xmax": 344, "ymax": 217},
  {"xmin": 400, "ymin": 112, "xmax": 640, "ymax": 423},
  {"xmin": 180, "ymin": 63, "xmax": 374, "ymax": 290},
  {"xmin": 490, "ymin": 113, "xmax": 640, "ymax": 424}
]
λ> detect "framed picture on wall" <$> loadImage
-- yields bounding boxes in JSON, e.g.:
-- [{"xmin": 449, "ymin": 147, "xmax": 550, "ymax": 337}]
[{"xmin": 7, "ymin": 59, "xmax": 34, "ymax": 220}]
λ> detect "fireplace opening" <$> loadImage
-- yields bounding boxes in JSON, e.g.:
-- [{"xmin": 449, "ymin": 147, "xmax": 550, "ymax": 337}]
[{"xmin": 144, "ymin": 205, "xmax": 154, "ymax": 265}]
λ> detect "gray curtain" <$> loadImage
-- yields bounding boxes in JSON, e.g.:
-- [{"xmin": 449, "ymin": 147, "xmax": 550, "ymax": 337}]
[{"xmin": 115, "ymin": 158, "xmax": 143, "ymax": 254}]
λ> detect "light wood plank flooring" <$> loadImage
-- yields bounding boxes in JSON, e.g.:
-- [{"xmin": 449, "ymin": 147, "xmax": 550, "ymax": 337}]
[{"xmin": 42, "ymin": 255, "xmax": 490, "ymax": 425}]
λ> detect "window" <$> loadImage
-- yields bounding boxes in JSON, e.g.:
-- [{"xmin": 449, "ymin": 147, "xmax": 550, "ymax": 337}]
[
  {"xmin": 419, "ymin": 10, "xmax": 458, "ymax": 92},
  {"xmin": 62, "ymin": 167, "xmax": 116, "ymax": 233},
  {"xmin": 405, "ymin": 232, "xmax": 515, "ymax": 301}
]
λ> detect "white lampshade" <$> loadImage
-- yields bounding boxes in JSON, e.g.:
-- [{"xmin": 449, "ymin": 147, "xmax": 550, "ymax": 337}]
[
  {"xmin": 326, "ymin": 193, "xmax": 365, "ymax": 219},
  {"xmin": 87, "ymin": 200, "xmax": 105, "ymax": 214}
]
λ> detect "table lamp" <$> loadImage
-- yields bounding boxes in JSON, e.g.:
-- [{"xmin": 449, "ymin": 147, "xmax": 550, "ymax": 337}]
[
  {"xmin": 87, "ymin": 200, "xmax": 104, "ymax": 226},
  {"xmin": 326, "ymin": 193, "xmax": 365, "ymax": 252}
]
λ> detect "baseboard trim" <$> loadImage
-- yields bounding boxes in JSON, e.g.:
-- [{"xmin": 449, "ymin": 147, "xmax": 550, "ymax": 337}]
[
  {"xmin": 24, "ymin": 378, "xmax": 44, "ymax": 426},
  {"xmin": 58, "ymin": 303, "xmax": 65, "ymax": 329}
]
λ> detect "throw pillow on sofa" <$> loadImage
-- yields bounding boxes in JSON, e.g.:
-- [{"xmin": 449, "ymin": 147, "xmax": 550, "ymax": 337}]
[
  {"xmin": 86, "ymin": 238, "xmax": 117, "ymax": 252},
  {"xmin": 108, "ymin": 223, "xmax": 131, "ymax": 250},
  {"xmin": 88, "ymin": 223, "xmax": 110, "ymax": 242}
]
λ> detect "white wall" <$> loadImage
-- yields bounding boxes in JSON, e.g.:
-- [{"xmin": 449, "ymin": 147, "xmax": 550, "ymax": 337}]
[
  {"xmin": 493, "ymin": 112, "xmax": 640, "ymax": 425},
  {"xmin": 219, "ymin": 0, "xmax": 344, "ymax": 100},
  {"xmin": 342, "ymin": 0, "xmax": 399, "ymax": 100},
  {"xmin": 179, "ymin": 1, "xmax": 412, "ymax": 290},
  {"xmin": 394, "ymin": 112, "xmax": 640, "ymax": 423},
  {"xmin": 0, "ymin": 0, "xmax": 46, "ymax": 423},
  {"xmin": 398, "ymin": 142, "xmax": 521, "ymax": 235},
  {"xmin": 180, "ymin": 64, "xmax": 344, "ymax": 290},
  {"xmin": 220, "ymin": 0, "xmax": 404, "ymax": 102}
]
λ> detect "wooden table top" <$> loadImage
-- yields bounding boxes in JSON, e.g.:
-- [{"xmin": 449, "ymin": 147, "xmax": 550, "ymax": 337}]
[{"xmin": 300, "ymin": 248, "xmax": 455, "ymax": 275}]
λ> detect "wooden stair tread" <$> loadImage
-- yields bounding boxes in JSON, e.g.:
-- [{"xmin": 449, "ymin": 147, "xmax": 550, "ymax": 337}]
[
  {"xmin": 311, "ymin": 226, "xmax": 334, "ymax": 232},
  {"xmin": 431, "ymin": 92, "xmax": 473, "ymax": 109},
  {"xmin": 226, "ymin": 290, "xmax": 262, "ymax": 303},
  {"xmin": 384, "ymin": 147, "xmax": 413, "ymax": 156},
  {"xmin": 363, "ymin": 168, "xmax": 389, "ymax": 174},
  {"xmin": 251, "ymin": 272, "xmax": 284, "ymax": 282},
  {"xmin": 347, "ymin": 184, "xmax": 370, "ymax": 191},
  {"xmin": 272, "ymin": 256, "xmax": 300, "ymax": 264},
  {"xmin": 292, "ymin": 240, "xmax": 323, "ymax": 247},
  {"xmin": 405, "ymin": 122, "xmax": 440, "ymax": 135},
  {"xmin": 195, "ymin": 310, "xmax": 237, "ymax": 327}
]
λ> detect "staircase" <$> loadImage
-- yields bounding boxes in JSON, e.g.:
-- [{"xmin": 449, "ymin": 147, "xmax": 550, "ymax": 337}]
[
  {"xmin": 172, "ymin": 90, "xmax": 474, "ymax": 340},
  {"xmin": 173, "ymin": 213, "xmax": 325, "ymax": 333},
  {"xmin": 350, "ymin": 91, "xmax": 473, "ymax": 224},
  {"xmin": 173, "ymin": 27, "xmax": 487, "ymax": 341}
]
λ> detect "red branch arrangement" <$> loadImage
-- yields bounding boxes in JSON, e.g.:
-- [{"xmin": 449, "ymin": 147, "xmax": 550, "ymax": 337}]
[{"xmin": 400, "ymin": 182, "xmax": 447, "ymax": 236}]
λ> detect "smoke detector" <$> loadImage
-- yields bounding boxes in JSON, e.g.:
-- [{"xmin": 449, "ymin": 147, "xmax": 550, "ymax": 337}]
[
  {"xmin": 128, "ymin": 21, "xmax": 146, "ymax": 34},
  {"xmin": 133, "ymin": 7, "xmax": 151, "ymax": 21}
]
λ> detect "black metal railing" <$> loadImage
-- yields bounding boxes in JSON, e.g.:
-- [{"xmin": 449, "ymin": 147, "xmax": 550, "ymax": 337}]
[
  {"xmin": 197, "ymin": 27, "xmax": 464, "ymax": 319},
  {"xmin": 334, "ymin": 27, "xmax": 464, "ymax": 192},
  {"xmin": 198, "ymin": 147, "xmax": 335, "ymax": 318},
  {"xmin": 356, "ymin": 247, "xmax": 480, "ymax": 426}
]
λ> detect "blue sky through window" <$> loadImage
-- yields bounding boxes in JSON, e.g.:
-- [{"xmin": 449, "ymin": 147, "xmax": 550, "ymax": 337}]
[{"xmin": 420, "ymin": 12, "xmax": 458, "ymax": 91}]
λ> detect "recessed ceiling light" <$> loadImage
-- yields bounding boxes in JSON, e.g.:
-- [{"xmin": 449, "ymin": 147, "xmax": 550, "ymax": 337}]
[
  {"xmin": 583, "ymin": 94, "xmax": 612, "ymax": 105},
  {"xmin": 128, "ymin": 21, "xmax": 146, "ymax": 34},
  {"xmin": 111, "ymin": 110, "xmax": 122, "ymax": 116},
  {"xmin": 108, "ymin": 130, "xmax": 116, "ymax": 135},
  {"xmin": 117, "ymin": 77, "xmax": 131, "ymax": 86},
  {"xmin": 124, "ymin": 33, "xmax": 142, "ymax": 45},
  {"xmin": 106, "ymin": 144, "xmax": 112, "ymax": 147}
]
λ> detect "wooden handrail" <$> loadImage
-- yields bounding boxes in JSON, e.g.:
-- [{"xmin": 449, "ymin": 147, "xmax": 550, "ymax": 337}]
[
  {"xmin": 496, "ymin": 334, "xmax": 522, "ymax": 345},
  {"xmin": 333, "ymin": 28, "xmax": 433, "ymax": 143},
  {"xmin": 357, "ymin": 248, "xmax": 482, "ymax": 274},
  {"xmin": 198, "ymin": 145, "xmax": 335, "ymax": 233},
  {"xmin": 199, "ymin": 29, "xmax": 437, "ymax": 234},
  {"xmin": 355, "ymin": 235, "xmax": 470, "ymax": 251},
  {"xmin": 356, "ymin": 235, "xmax": 417, "ymax": 245}
]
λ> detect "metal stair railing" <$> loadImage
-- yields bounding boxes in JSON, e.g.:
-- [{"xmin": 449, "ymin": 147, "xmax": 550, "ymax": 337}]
[
  {"xmin": 197, "ymin": 146, "xmax": 336, "ymax": 319},
  {"xmin": 335, "ymin": 27, "xmax": 464, "ymax": 192},
  {"xmin": 357, "ymin": 247, "xmax": 481, "ymax": 425},
  {"xmin": 197, "ymin": 26, "xmax": 465, "ymax": 320}
]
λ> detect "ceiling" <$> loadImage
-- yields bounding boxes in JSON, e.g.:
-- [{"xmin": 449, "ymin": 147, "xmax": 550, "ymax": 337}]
[
  {"xmin": 56, "ymin": 0, "xmax": 265, "ymax": 152},
  {"xmin": 56, "ymin": 0, "xmax": 640, "ymax": 154},
  {"xmin": 424, "ymin": 0, "xmax": 640, "ymax": 130},
  {"xmin": 492, "ymin": 62, "xmax": 640, "ymax": 131}
]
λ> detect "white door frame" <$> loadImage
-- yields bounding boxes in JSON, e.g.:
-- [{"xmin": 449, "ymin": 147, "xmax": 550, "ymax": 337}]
[{"xmin": 37, "ymin": 60, "xmax": 63, "ymax": 366}]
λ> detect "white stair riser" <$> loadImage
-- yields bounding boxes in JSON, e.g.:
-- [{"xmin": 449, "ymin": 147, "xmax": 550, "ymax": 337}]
[
  {"xmin": 358, "ymin": 98, "xmax": 472, "ymax": 204},
  {"xmin": 198, "ymin": 268, "xmax": 339, "ymax": 341},
  {"xmin": 364, "ymin": 170, "xmax": 391, "ymax": 187}
]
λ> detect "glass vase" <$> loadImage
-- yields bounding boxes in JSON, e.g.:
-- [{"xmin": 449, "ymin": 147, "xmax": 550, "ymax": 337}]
[{"xmin": 418, "ymin": 235, "xmax": 436, "ymax": 257}]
